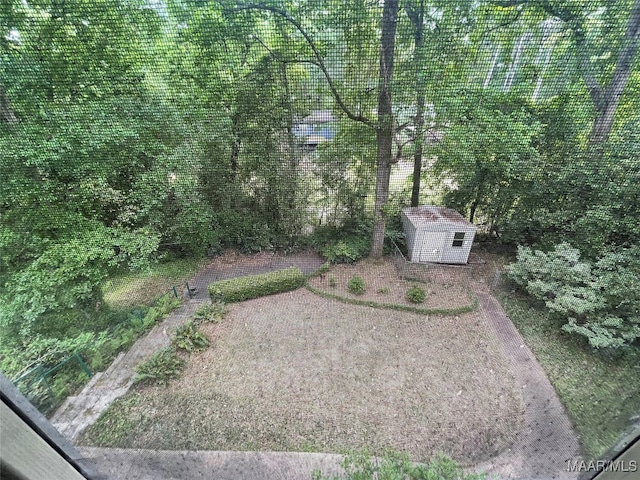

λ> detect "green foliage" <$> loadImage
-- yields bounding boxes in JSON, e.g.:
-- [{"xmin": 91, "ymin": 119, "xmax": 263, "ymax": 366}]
[
  {"xmin": 347, "ymin": 276, "xmax": 366, "ymax": 295},
  {"xmin": 173, "ymin": 321, "xmax": 209, "ymax": 353},
  {"xmin": 311, "ymin": 223, "xmax": 372, "ymax": 264},
  {"xmin": 406, "ymin": 285, "xmax": 426, "ymax": 304},
  {"xmin": 134, "ymin": 348, "xmax": 185, "ymax": 386},
  {"xmin": 329, "ymin": 275, "xmax": 337, "ymax": 288},
  {"xmin": 377, "ymin": 287, "xmax": 390, "ymax": 294},
  {"xmin": 321, "ymin": 237, "xmax": 371, "ymax": 264},
  {"xmin": 312, "ymin": 450, "xmax": 487, "ymax": 480},
  {"xmin": 434, "ymin": 90, "xmax": 541, "ymax": 226},
  {"xmin": 193, "ymin": 302, "xmax": 228, "ymax": 324},
  {"xmin": 208, "ymin": 268, "xmax": 305, "ymax": 303},
  {"xmin": 508, "ymin": 243, "xmax": 640, "ymax": 348}
]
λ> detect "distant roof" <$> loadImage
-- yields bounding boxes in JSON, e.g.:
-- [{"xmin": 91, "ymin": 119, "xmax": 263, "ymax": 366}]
[
  {"xmin": 301, "ymin": 110, "xmax": 336, "ymax": 124},
  {"xmin": 402, "ymin": 206, "xmax": 476, "ymax": 228},
  {"xmin": 305, "ymin": 134, "xmax": 328, "ymax": 146}
]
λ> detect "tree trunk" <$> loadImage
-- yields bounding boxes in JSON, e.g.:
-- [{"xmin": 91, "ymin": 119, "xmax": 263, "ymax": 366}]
[
  {"xmin": 587, "ymin": 99, "xmax": 621, "ymax": 159},
  {"xmin": 0, "ymin": 85, "xmax": 18, "ymax": 125},
  {"xmin": 410, "ymin": 94, "xmax": 425, "ymax": 207},
  {"xmin": 406, "ymin": 1, "xmax": 425, "ymax": 208},
  {"xmin": 370, "ymin": 0, "xmax": 399, "ymax": 259},
  {"xmin": 576, "ymin": 0, "xmax": 640, "ymax": 159}
]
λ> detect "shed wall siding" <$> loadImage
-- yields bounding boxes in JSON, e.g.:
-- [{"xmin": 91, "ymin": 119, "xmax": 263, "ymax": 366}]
[{"xmin": 401, "ymin": 207, "xmax": 477, "ymax": 264}]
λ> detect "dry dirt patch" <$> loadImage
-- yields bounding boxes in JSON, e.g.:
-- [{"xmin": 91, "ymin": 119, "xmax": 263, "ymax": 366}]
[
  {"xmin": 308, "ymin": 258, "xmax": 475, "ymax": 310},
  {"xmin": 85, "ymin": 289, "xmax": 523, "ymax": 464}
]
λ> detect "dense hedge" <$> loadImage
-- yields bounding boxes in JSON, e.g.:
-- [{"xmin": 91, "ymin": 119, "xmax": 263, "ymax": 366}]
[{"xmin": 208, "ymin": 267, "xmax": 305, "ymax": 302}]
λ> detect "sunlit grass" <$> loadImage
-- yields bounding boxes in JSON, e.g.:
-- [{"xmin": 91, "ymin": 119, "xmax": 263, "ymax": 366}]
[
  {"xmin": 498, "ymin": 292, "xmax": 640, "ymax": 460},
  {"xmin": 102, "ymin": 258, "xmax": 202, "ymax": 308}
]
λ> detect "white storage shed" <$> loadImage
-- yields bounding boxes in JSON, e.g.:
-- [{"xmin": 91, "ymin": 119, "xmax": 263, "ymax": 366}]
[{"xmin": 401, "ymin": 206, "xmax": 477, "ymax": 264}]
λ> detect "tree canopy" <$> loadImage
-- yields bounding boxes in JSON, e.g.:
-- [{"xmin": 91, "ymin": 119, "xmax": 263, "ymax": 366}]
[{"xmin": 1, "ymin": 0, "xmax": 639, "ymax": 356}]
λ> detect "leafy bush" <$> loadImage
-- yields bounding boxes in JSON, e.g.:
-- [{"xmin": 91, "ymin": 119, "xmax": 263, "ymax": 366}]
[
  {"xmin": 321, "ymin": 237, "xmax": 370, "ymax": 264},
  {"xmin": 508, "ymin": 243, "xmax": 640, "ymax": 349},
  {"xmin": 208, "ymin": 267, "xmax": 305, "ymax": 303},
  {"xmin": 406, "ymin": 285, "xmax": 426, "ymax": 303},
  {"xmin": 173, "ymin": 321, "xmax": 209, "ymax": 352},
  {"xmin": 329, "ymin": 275, "xmax": 337, "ymax": 288},
  {"xmin": 134, "ymin": 348, "xmax": 185, "ymax": 386},
  {"xmin": 194, "ymin": 302, "xmax": 228, "ymax": 323},
  {"xmin": 312, "ymin": 450, "xmax": 487, "ymax": 480},
  {"xmin": 348, "ymin": 276, "xmax": 366, "ymax": 295}
]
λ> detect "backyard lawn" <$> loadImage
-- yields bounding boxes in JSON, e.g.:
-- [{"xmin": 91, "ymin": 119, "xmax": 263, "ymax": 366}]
[{"xmin": 82, "ymin": 289, "xmax": 524, "ymax": 465}]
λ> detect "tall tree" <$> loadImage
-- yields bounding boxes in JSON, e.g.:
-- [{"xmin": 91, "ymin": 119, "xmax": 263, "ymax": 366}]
[
  {"xmin": 370, "ymin": 0, "xmax": 400, "ymax": 258},
  {"xmin": 404, "ymin": 1, "xmax": 426, "ymax": 208},
  {"xmin": 232, "ymin": 0, "xmax": 400, "ymax": 258},
  {"xmin": 497, "ymin": 0, "xmax": 640, "ymax": 158}
]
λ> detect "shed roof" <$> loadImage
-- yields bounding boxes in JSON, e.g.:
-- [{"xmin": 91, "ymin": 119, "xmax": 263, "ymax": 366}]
[{"xmin": 402, "ymin": 206, "xmax": 476, "ymax": 229}]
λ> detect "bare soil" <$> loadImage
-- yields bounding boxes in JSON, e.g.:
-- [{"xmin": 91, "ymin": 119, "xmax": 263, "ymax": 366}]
[
  {"xmin": 85, "ymin": 289, "xmax": 524, "ymax": 465},
  {"xmin": 307, "ymin": 257, "xmax": 475, "ymax": 310},
  {"xmin": 79, "ymin": 248, "xmax": 581, "ymax": 478}
]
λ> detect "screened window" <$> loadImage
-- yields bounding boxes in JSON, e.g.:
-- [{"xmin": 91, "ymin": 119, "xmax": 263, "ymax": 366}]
[{"xmin": 452, "ymin": 232, "xmax": 465, "ymax": 247}]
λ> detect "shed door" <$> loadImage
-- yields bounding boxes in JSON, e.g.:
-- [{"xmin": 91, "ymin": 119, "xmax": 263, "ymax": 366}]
[{"xmin": 418, "ymin": 232, "xmax": 447, "ymax": 263}]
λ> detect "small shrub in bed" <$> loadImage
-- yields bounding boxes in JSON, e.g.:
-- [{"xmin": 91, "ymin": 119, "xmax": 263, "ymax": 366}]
[
  {"xmin": 348, "ymin": 275, "xmax": 366, "ymax": 295},
  {"xmin": 406, "ymin": 285, "xmax": 426, "ymax": 303}
]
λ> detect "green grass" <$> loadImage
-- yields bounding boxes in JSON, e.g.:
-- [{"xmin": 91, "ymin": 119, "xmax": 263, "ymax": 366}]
[
  {"xmin": 102, "ymin": 258, "xmax": 202, "ymax": 308},
  {"xmin": 306, "ymin": 284, "xmax": 478, "ymax": 316},
  {"xmin": 498, "ymin": 292, "xmax": 640, "ymax": 460}
]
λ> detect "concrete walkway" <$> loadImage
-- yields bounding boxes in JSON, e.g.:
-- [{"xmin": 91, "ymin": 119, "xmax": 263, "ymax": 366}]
[
  {"xmin": 79, "ymin": 448, "xmax": 344, "ymax": 480},
  {"xmin": 50, "ymin": 300, "xmax": 207, "ymax": 443},
  {"xmin": 474, "ymin": 292, "xmax": 582, "ymax": 480}
]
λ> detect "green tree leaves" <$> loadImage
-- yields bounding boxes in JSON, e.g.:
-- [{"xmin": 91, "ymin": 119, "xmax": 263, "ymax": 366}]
[{"xmin": 509, "ymin": 243, "xmax": 640, "ymax": 348}]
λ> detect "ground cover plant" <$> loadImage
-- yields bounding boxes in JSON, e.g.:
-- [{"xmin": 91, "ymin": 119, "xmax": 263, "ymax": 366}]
[
  {"xmin": 173, "ymin": 321, "xmax": 209, "ymax": 353},
  {"xmin": 406, "ymin": 285, "xmax": 426, "ymax": 304},
  {"xmin": 348, "ymin": 275, "xmax": 366, "ymax": 295},
  {"xmin": 82, "ymin": 290, "xmax": 523, "ymax": 464},
  {"xmin": 193, "ymin": 302, "xmax": 228, "ymax": 324},
  {"xmin": 0, "ymin": 290, "xmax": 181, "ymax": 415},
  {"xmin": 133, "ymin": 347, "xmax": 185, "ymax": 386}
]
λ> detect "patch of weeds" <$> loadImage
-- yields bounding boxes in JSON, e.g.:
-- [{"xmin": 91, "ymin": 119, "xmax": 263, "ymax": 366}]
[
  {"xmin": 81, "ymin": 395, "xmax": 142, "ymax": 447},
  {"xmin": 312, "ymin": 450, "xmax": 488, "ymax": 480},
  {"xmin": 134, "ymin": 348, "xmax": 185, "ymax": 386},
  {"xmin": 406, "ymin": 285, "xmax": 426, "ymax": 303},
  {"xmin": 194, "ymin": 301, "xmax": 228, "ymax": 324},
  {"xmin": 173, "ymin": 321, "xmax": 209, "ymax": 353},
  {"xmin": 328, "ymin": 275, "xmax": 337, "ymax": 288},
  {"xmin": 377, "ymin": 286, "xmax": 390, "ymax": 294},
  {"xmin": 348, "ymin": 275, "xmax": 366, "ymax": 295}
]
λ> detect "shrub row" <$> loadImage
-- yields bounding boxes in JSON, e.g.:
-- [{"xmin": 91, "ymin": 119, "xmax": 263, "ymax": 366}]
[{"xmin": 208, "ymin": 267, "xmax": 305, "ymax": 303}]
